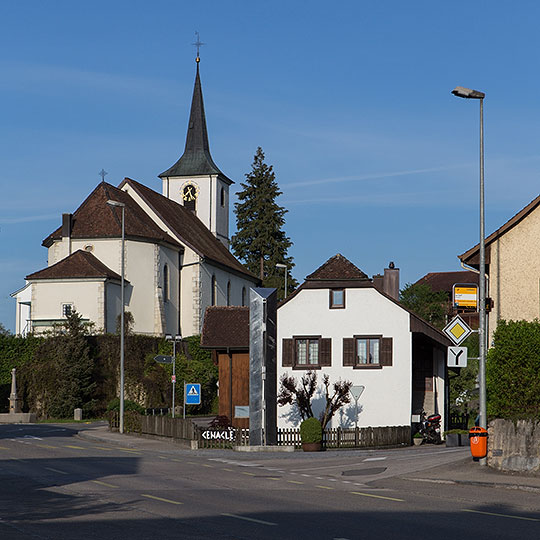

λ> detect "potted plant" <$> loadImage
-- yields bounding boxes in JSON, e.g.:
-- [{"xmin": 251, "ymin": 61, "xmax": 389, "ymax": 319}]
[
  {"xmin": 444, "ymin": 429, "xmax": 469, "ymax": 447},
  {"xmin": 413, "ymin": 432, "xmax": 424, "ymax": 446},
  {"xmin": 300, "ymin": 417, "xmax": 323, "ymax": 452}
]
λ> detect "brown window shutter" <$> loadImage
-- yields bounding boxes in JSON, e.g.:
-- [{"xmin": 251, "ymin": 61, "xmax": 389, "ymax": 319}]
[
  {"xmin": 380, "ymin": 337, "xmax": 393, "ymax": 366},
  {"xmin": 343, "ymin": 338, "xmax": 355, "ymax": 366},
  {"xmin": 282, "ymin": 338, "xmax": 294, "ymax": 367},
  {"xmin": 320, "ymin": 338, "xmax": 332, "ymax": 366}
]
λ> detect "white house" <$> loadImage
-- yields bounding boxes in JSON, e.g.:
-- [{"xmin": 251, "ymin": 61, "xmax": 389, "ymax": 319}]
[
  {"xmin": 278, "ymin": 254, "xmax": 449, "ymax": 430},
  {"xmin": 202, "ymin": 254, "xmax": 451, "ymax": 431},
  {"xmin": 12, "ymin": 59, "xmax": 259, "ymax": 336}
]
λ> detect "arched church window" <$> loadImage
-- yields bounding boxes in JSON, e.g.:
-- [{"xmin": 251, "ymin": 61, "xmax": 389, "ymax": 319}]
[
  {"xmin": 220, "ymin": 187, "xmax": 225, "ymax": 207},
  {"xmin": 163, "ymin": 264, "xmax": 169, "ymax": 302},
  {"xmin": 183, "ymin": 184, "xmax": 197, "ymax": 213},
  {"xmin": 242, "ymin": 287, "xmax": 246, "ymax": 307},
  {"xmin": 227, "ymin": 281, "xmax": 231, "ymax": 306},
  {"xmin": 211, "ymin": 275, "xmax": 217, "ymax": 306}
]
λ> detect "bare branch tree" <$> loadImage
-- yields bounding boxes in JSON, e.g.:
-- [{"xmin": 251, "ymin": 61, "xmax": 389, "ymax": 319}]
[
  {"xmin": 278, "ymin": 371, "xmax": 352, "ymax": 429},
  {"xmin": 318, "ymin": 374, "xmax": 352, "ymax": 430}
]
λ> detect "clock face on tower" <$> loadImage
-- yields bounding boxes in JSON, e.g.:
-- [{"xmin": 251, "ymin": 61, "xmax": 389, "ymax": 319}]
[
  {"xmin": 182, "ymin": 183, "xmax": 198, "ymax": 202},
  {"xmin": 182, "ymin": 183, "xmax": 199, "ymax": 212}
]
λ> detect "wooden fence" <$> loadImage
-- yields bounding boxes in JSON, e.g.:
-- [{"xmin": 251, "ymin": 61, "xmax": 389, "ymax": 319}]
[{"xmin": 108, "ymin": 413, "xmax": 410, "ymax": 450}]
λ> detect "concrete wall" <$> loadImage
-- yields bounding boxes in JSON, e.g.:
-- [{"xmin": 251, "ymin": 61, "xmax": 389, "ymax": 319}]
[
  {"xmin": 488, "ymin": 418, "xmax": 540, "ymax": 473},
  {"xmin": 277, "ymin": 287, "xmax": 413, "ymax": 429}
]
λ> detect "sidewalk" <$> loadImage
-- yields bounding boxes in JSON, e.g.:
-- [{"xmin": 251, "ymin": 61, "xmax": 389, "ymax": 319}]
[
  {"xmin": 77, "ymin": 423, "xmax": 540, "ymax": 493},
  {"xmin": 403, "ymin": 455, "xmax": 540, "ymax": 493}
]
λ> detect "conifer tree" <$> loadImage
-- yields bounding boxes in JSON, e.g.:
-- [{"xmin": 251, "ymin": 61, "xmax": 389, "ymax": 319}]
[{"xmin": 231, "ymin": 147, "xmax": 297, "ymax": 299}]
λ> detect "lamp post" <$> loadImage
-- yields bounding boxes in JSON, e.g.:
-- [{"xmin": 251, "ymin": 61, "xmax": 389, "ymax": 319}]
[
  {"xmin": 451, "ymin": 86, "xmax": 487, "ymax": 439},
  {"xmin": 276, "ymin": 263, "xmax": 288, "ymax": 298},
  {"xmin": 165, "ymin": 334, "xmax": 182, "ymax": 418},
  {"xmin": 107, "ymin": 199, "xmax": 126, "ymax": 434}
]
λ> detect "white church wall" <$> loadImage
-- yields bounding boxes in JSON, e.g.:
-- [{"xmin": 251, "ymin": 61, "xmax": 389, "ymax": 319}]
[
  {"xmin": 178, "ymin": 248, "xmax": 202, "ymax": 338},
  {"xmin": 105, "ymin": 282, "xmax": 121, "ymax": 333},
  {"xmin": 277, "ymin": 287, "xmax": 412, "ymax": 430},
  {"xmin": 30, "ymin": 280, "xmax": 103, "ymax": 332}
]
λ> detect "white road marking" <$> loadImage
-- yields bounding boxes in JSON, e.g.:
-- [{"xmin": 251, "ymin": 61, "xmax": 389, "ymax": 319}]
[
  {"xmin": 222, "ymin": 513, "xmax": 277, "ymax": 526},
  {"xmin": 363, "ymin": 457, "xmax": 387, "ymax": 462},
  {"xmin": 44, "ymin": 467, "xmax": 68, "ymax": 475},
  {"xmin": 463, "ymin": 509, "xmax": 540, "ymax": 522}
]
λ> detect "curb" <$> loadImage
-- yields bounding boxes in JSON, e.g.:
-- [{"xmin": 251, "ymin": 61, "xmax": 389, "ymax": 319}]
[{"xmin": 403, "ymin": 476, "xmax": 540, "ymax": 494}]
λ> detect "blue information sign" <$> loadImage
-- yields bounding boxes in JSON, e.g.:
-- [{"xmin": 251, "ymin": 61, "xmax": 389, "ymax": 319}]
[{"xmin": 185, "ymin": 383, "xmax": 201, "ymax": 405}]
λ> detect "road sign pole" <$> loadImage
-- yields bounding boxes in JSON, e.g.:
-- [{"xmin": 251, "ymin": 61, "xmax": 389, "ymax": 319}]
[
  {"xmin": 183, "ymin": 380, "xmax": 186, "ymax": 419},
  {"xmin": 172, "ymin": 340, "xmax": 176, "ymax": 418}
]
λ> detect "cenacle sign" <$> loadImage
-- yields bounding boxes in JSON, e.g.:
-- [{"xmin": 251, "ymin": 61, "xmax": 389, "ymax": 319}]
[{"xmin": 201, "ymin": 428, "xmax": 236, "ymax": 441}]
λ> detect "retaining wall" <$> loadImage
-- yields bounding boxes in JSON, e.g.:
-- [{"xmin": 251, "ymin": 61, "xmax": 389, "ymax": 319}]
[{"xmin": 488, "ymin": 418, "xmax": 540, "ymax": 473}]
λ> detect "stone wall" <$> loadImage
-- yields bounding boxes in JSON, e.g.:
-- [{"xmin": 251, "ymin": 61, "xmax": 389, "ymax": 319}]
[{"xmin": 488, "ymin": 418, "xmax": 540, "ymax": 473}]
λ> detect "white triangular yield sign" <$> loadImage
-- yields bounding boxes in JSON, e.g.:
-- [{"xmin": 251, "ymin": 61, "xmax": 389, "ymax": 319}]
[{"xmin": 188, "ymin": 386, "xmax": 199, "ymax": 396}]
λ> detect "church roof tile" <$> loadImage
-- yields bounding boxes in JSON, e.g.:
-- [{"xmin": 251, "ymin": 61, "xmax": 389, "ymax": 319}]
[{"xmin": 42, "ymin": 182, "xmax": 182, "ymax": 249}]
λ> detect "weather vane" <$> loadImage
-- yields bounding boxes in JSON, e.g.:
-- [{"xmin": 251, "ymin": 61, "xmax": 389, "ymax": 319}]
[
  {"xmin": 192, "ymin": 31, "xmax": 205, "ymax": 63},
  {"xmin": 99, "ymin": 169, "xmax": 108, "ymax": 183}
]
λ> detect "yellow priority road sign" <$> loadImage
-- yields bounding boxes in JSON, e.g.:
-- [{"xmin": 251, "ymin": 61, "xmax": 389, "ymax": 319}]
[{"xmin": 443, "ymin": 315, "xmax": 473, "ymax": 345}]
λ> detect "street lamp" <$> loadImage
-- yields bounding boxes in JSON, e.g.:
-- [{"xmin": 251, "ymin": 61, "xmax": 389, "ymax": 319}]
[
  {"xmin": 165, "ymin": 334, "xmax": 182, "ymax": 418},
  {"xmin": 451, "ymin": 86, "xmax": 487, "ymax": 439},
  {"xmin": 276, "ymin": 263, "xmax": 288, "ymax": 298},
  {"xmin": 107, "ymin": 199, "xmax": 126, "ymax": 434}
]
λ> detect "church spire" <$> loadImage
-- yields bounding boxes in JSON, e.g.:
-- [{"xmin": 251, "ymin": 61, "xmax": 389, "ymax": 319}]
[{"xmin": 159, "ymin": 54, "xmax": 230, "ymax": 182}]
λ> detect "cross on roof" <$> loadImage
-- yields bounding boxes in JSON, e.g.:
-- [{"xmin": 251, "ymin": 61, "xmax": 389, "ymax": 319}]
[
  {"xmin": 192, "ymin": 31, "xmax": 205, "ymax": 61},
  {"xmin": 99, "ymin": 169, "xmax": 108, "ymax": 182}
]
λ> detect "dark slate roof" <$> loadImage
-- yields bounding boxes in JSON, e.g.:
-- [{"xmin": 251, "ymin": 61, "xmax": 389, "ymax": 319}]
[
  {"xmin": 415, "ymin": 271, "xmax": 479, "ymax": 294},
  {"xmin": 306, "ymin": 254, "xmax": 370, "ymax": 281},
  {"xmin": 201, "ymin": 306, "xmax": 249, "ymax": 350},
  {"xmin": 459, "ymin": 193, "xmax": 540, "ymax": 267},
  {"xmin": 42, "ymin": 182, "xmax": 182, "ymax": 249},
  {"xmin": 26, "ymin": 249, "xmax": 124, "ymax": 281},
  {"xmin": 121, "ymin": 178, "xmax": 257, "ymax": 281},
  {"xmin": 159, "ymin": 64, "xmax": 232, "ymax": 184}
]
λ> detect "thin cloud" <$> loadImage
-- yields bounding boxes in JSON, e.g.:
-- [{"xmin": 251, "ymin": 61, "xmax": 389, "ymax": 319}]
[
  {"xmin": 0, "ymin": 214, "xmax": 59, "ymax": 225},
  {"xmin": 286, "ymin": 163, "xmax": 472, "ymax": 188}
]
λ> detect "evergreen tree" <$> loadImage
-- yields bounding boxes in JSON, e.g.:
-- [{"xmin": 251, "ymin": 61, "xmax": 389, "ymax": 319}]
[
  {"xmin": 231, "ymin": 147, "xmax": 297, "ymax": 299},
  {"xmin": 48, "ymin": 311, "xmax": 97, "ymax": 418}
]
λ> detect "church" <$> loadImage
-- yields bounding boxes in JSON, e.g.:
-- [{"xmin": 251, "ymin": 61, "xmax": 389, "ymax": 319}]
[{"xmin": 12, "ymin": 57, "xmax": 259, "ymax": 337}]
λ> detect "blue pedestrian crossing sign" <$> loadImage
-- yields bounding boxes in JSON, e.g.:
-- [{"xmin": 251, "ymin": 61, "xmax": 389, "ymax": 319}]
[{"xmin": 185, "ymin": 383, "xmax": 201, "ymax": 405}]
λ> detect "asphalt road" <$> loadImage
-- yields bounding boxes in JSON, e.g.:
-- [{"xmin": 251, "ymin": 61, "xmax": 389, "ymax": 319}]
[{"xmin": 1, "ymin": 423, "xmax": 539, "ymax": 539}]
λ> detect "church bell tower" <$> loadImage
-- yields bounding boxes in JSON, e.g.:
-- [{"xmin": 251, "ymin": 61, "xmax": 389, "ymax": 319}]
[{"xmin": 159, "ymin": 54, "xmax": 232, "ymax": 247}]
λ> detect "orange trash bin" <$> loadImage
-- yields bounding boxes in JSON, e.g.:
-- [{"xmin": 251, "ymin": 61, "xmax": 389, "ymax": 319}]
[{"xmin": 469, "ymin": 426, "xmax": 488, "ymax": 459}]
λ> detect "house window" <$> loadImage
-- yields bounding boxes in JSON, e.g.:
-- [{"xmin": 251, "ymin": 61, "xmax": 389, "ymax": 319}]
[
  {"xmin": 62, "ymin": 303, "xmax": 73, "ymax": 317},
  {"xmin": 282, "ymin": 336, "xmax": 332, "ymax": 369},
  {"xmin": 356, "ymin": 337, "xmax": 380, "ymax": 365},
  {"xmin": 242, "ymin": 286, "xmax": 247, "ymax": 306},
  {"xmin": 342, "ymin": 336, "xmax": 392, "ymax": 368},
  {"xmin": 163, "ymin": 264, "xmax": 169, "ymax": 302},
  {"xmin": 296, "ymin": 338, "xmax": 320, "ymax": 366},
  {"xmin": 330, "ymin": 288, "xmax": 345, "ymax": 309},
  {"xmin": 211, "ymin": 275, "xmax": 217, "ymax": 306},
  {"xmin": 227, "ymin": 281, "xmax": 231, "ymax": 306}
]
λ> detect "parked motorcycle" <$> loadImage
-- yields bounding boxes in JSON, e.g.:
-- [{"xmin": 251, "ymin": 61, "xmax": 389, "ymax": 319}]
[{"xmin": 417, "ymin": 411, "xmax": 442, "ymax": 444}]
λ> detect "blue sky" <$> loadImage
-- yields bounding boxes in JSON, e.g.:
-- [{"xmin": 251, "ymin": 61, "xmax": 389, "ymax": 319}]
[{"xmin": 2, "ymin": 1, "xmax": 540, "ymax": 331}]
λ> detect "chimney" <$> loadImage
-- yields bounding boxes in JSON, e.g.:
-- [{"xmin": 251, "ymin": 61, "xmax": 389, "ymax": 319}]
[
  {"xmin": 62, "ymin": 213, "xmax": 72, "ymax": 255},
  {"xmin": 383, "ymin": 261, "xmax": 400, "ymax": 300},
  {"xmin": 372, "ymin": 273, "xmax": 384, "ymax": 292}
]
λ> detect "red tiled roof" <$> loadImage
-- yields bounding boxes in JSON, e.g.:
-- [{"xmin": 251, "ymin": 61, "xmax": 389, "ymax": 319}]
[
  {"xmin": 306, "ymin": 254, "xmax": 369, "ymax": 281},
  {"xmin": 200, "ymin": 306, "xmax": 249, "ymax": 349},
  {"xmin": 26, "ymin": 249, "xmax": 124, "ymax": 281},
  {"xmin": 42, "ymin": 182, "xmax": 181, "ymax": 249},
  {"xmin": 415, "ymin": 271, "xmax": 479, "ymax": 294},
  {"xmin": 121, "ymin": 178, "xmax": 257, "ymax": 280}
]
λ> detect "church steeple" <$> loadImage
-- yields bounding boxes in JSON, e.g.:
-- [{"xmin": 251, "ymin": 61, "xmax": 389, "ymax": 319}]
[{"xmin": 159, "ymin": 60, "xmax": 231, "ymax": 183}]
